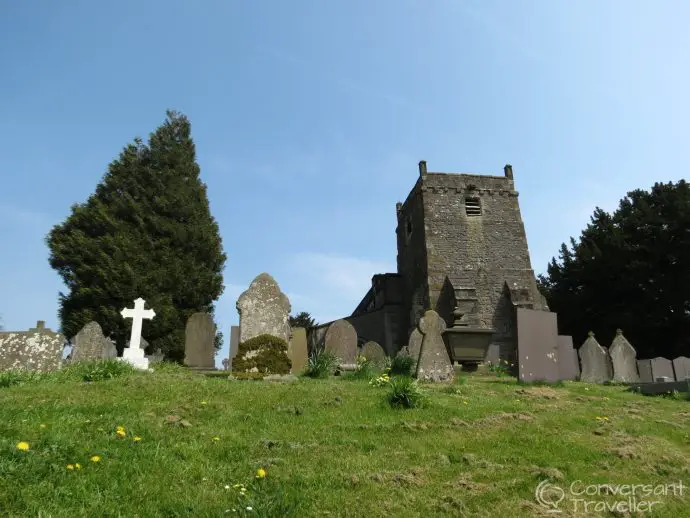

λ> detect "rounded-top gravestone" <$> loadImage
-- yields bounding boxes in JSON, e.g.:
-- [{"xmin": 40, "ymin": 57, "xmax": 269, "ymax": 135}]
[
  {"xmin": 324, "ymin": 319, "xmax": 358, "ymax": 365},
  {"xmin": 236, "ymin": 273, "xmax": 291, "ymax": 343}
]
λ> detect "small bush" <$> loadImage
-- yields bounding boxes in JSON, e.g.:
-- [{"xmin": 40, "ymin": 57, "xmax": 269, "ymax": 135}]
[
  {"xmin": 390, "ymin": 355, "xmax": 415, "ymax": 377},
  {"xmin": 232, "ymin": 334, "xmax": 291, "ymax": 375},
  {"xmin": 386, "ymin": 376, "xmax": 427, "ymax": 409},
  {"xmin": 302, "ymin": 349, "xmax": 338, "ymax": 379},
  {"xmin": 60, "ymin": 359, "xmax": 136, "ymax": 382}
]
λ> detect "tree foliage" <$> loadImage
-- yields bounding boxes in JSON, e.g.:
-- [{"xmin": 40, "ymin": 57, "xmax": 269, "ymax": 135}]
[
  {"xmin": 289, "ymin": 311, "xmax": 317, "ymax": 329},
  {"xmin": 46, "ymin": 111, "xmax": 226, "ymax": 362},
  {"xmin": 539, "ymin": 180, "xmax": 690, "ymax": 359}
]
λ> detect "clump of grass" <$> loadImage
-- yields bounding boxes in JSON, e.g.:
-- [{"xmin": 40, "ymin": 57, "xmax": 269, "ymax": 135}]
[
  {"xmin": 389, "ymin": 355, "xmax": 415, "ymax": 377},
  {"xmin": 486, "ymin": 359, "xmax": 514, "ymax": 377},
  {"xmin": 59, "ymin": 359, "xmax": 136, "ymax": 382},
  {"xmin": 0, "ymin": 369, "xmax": 44, "ymax": 388},
  {"xmin": 386, "ymin": 376, "xmax": 427, "ymax": 409},
  {"xmin": 343, "ymin": 357, "xmax": 380, "ymax": 380},
  {"xmin": 302, "ymin": 349, "xmax": 338, "ymax": 379},
  {"xmin": 519, "ymin": 379, "xmax": 566, "ymax": 388}
]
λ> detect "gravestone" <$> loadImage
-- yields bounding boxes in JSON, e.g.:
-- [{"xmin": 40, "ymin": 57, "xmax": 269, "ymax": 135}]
[
  {"xmin": 324, "ymin": 319, "xmax": 358, "ymax": 365},
  {"xmin": 146, "ymin": 348, "xmax": 164, "ymax": 363},
  {"xmin": 120, "ymin": 297, "xmax": 155, "ymax": 370},
  {"xmin": 289, "ymin": 327, "xmax": 308, "ymax": 374},
  {"xmin": 557, "ymin": 335, "xmax": 580, "ymax": 381},
  {"xmin": 407, "ymin": 328, "xmax": 423, "ymax": 363},
  {"xmin": 672, "ymin": 356, "xmax": 690, "ymax": 381},
  {"xmin": 0, "ymin": 321, "xmax": 65, "ymax": 372},
  {"xmin": 236, "ymin": 273, "xmax": 291, "ymax": 343},
  {"xmin": 360, "ymin": 341, "xmax": 386, "ymax": 365},
  {"xmin": 416, "ymin": 310, "xmax": 454, "ymax": 382},
  {"xmin": 636, "ymin": 359, "xmax": 654, "ymax": 383},
  {"xmin": 516, "ymin": 308, "xmax": 560, "ymax": 382},
  {"xmin": 227, "ymin": 325, "xmax": 240, "ymax": 370},
  {"xmin": 70, "ymin": 321, "xmax": 117, "ymax": 361},
  {"xmin": 650, "ymin": 357, "xmax": 675, "ymax": 382},
  {"xmin": 184, "ymin": 312, "xmax": 216, "ymax": 369},
  {"xmin": 578, "ymin": 332, "xmax": 612, "ymax": 383},
  {"xmin": 608, "ymin": 329, "xmax": 639, "ymax": 383}
]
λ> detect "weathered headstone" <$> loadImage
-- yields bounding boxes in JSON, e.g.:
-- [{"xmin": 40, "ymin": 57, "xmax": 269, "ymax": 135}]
[
  {"xmin": 324, "ymin": 319, "xmax": 358, "ymax": 365},
  {"xmin": 227, "ymin": 325, "xmax": 240, "ymax": 370},
  {"xmin": 578, "ymin": 332, "xmax": 612, "ymax": 383},
  {"xmin": 672, "ymin": 356, "xmax": 690, "ymax": 381},
  {"xmin": 120, "ymin": 297, "xmax": 155, "ymax": 370},
  {"xmin": 636, "ymin": 359, "xmax": 654, "ymax": 383},
  {"xmin": 407, "ymin": 328, "xmax": 423, "ymax": 363},
  {"xmin": 184, "ymin": 312, "xmax": 216, "ymax": 369},
  {"xmin": 516, "ymin": 308, "xmax": 560, "ymax": 382},
  {"xmin": 360, "ymin": 341, "xmax": 386, "ymax": 365},
  {"xmin": 557, "ymin": 335, "xmax": 580, "ymax": 381},
  {"xmin": 236, "ymin": 273, "xmax": 291, "ymax": 343},
  {"xmin": 70, "ymin": 321, "xmax": 117, "ymax": 361},
  {"xmin": 650, "ymin": 357, "xmax": 675, "ymax": 382},
  {"xmin": 0, "ymin": 321, "xmax": 65, "ymax": 372},
  {"xmin": 416, "ymin": 310, "xmax": 454, "ymax": 382},
  {"xmin": 288, "ymin": 327, "xmax": 308, "ymax": 374},
  {"xmin": 608, "ymin": 329, "xmax": 639, "ymax": 383}
]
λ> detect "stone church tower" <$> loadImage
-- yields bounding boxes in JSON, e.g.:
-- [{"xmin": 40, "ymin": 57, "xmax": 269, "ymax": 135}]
[{"xmin": 394, "ymin": 161, "xmax": 547, "ymax": 361}]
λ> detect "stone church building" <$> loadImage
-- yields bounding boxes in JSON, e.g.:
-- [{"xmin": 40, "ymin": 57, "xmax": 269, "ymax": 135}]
[{"xmin": 312, "ymin": 160, "xmax": 548, "ymax": 364}]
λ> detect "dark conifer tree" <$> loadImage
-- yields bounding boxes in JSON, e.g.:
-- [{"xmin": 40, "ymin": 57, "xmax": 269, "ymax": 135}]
[{"xmin": 47, "ymin": 111, "xmax": 226, "ymax": 361}]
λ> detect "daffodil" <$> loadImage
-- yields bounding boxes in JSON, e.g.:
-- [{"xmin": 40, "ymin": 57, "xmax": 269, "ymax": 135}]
[{"xmin": 16, "ymin": 441, "xmax": 29, "ymax": 451}]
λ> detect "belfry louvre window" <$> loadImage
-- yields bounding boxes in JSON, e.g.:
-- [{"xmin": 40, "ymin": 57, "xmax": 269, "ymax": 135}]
[{"xmin": 465, "ymin": 197, "xmax": 482, "ymax": 216}]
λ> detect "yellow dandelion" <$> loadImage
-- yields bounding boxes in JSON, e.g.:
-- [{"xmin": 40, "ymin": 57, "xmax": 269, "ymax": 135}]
[
  {"xmin": 256, "ymin": 468, "xmax": 267, "ymax": 479},
  {"xmin": 16, "ymin": 441, "xmax": 30, "ymax": 451},
  {"xmin": 116, "ymin": 425, "xmax": 125, "ymax": 431},
  {"xmin": 133, "ymin": 436, "xmax": 142, "ymax": 442},
  {"xmin": 39, "ymin": 424, "xmax": 46, "ymax": 429},
  {"xmin": 66, "ymin": 464, "xmax": 74, "ymax": 470},
  {"xmin": 463, "ymin": 400, "xmax": 469, "ymax": 405},
  {"xmin": 212, "ymin": 436, "xmax": 220, "ymax": 441},
  {"xmin": 75, "ymin": 463, "xmax": 82, "ymax": 469},
  {"xmin": 201, "ymin": 401, "xmax": 208, "ymax": 405},
  {"xmin": 116, "ymin": 429, "xmax": 126, "ymax": 437},
  {"xmin": 90, "ymin": 455, "xmax": 101, "ymax": 463}
]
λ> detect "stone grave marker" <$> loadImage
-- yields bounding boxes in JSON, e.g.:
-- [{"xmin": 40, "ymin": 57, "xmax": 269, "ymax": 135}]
[
  {"xmin": 516, "ymin": 308, "xmax": 560, "ymax": 382},
  {"xmin": 407, "ymin": 328, "xmax": 423, "ymax": 363},
  {"xmin": 120, "ymin": 297, "xmax": 155, "ymax": 370},
  {"xmin": 227, "ymin": 325, "xmax": 240, "ymax": 370},
  {"xmin": 578, "ymin": 332, "xmax": 612, "ymax": 383},
  {"xmin": 557, "ymin": 335, "xmax": 580, "ymax": 381},
  {"xmin": 608, "ymin": 329, "xmax": 639, "ymax": 383},
  {"xmin": 360, "ymin": 340, "xmax": 386, "ymax": 366},
  {"xmin": 324, "ymin": 319, "xmax": 358, "ymax": 365},
  {"xmin": 650, "ymin": 357, "xmax": 675, "ymax": 382},
  {"xmin": 416, "ymin": 310, "xmax": 454, "ymax": 382},
  {"xmin": 236, "ymin": 273, "xmax": 291, "ymax": 343},
  {"xmin": 70, "ymin": 321, "xmax": 117, "ymax": 362},
  {"xmin": 0, "ymin": 320, "xmax": 65, "ymax": 372},
  {"xmin": 636, "ymin": 359, "xmax": 654, "ymax": 383},
  {"xmin": 146, "ymin": 348, "xmax": 164, "ymax": 363},
  {"xmin": 288, "ymin": 327, "xmax": 308, "ymax": 374},
  {"xmin": 184, "ymin": 312, "xmax": 216, "ymax": 369},
  {"xmin": 673, "ymin": 356, "xmax": 690, "ymax": 381}
]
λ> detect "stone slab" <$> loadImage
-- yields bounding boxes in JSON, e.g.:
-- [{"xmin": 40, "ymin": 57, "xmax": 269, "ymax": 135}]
[
  {"xmin": 557, "ymin": 335, "xmax": 580, "ymax": 381},
  {"xmin": 650, "ymin": 357, "xmax": 675, "ymax": 381},
  {"xmin": 184, "ymin": 312, "xmax": 216, "ymax": 369},
  {"xmin": 70, "ymin": 321, "xmax": 117, "ymax": 361},
  {"xmin": 324, "ymin": 319, "xmax": 358, "ymax": 365},
  {"xmin": 416, "ymin": 310, "xmax": 453, "ymax": 382},
  {"xmin": 608, "ymin": 330, "xmax": 639, "ymax": 383},
  {"xmin": 0, "ymin": 321, "xmax": 65, "ymax": 372},
  {"xmin": 516, "ymin": 308, "xmax": 559, "ymax": 382},
  {"xmin": 673, "ymin": 356, "xmax": 690, "ymax": 381},
  {"xmin": 578, "ymin": 333, "xmax": 612, "ymax": 383},
  {"xmin": 360, "ymin": 341, "xmax": 386, "ymax": 365},
  {"xmin": 288, "ymin": 327, "xmax": 308, "ymax": 374}
]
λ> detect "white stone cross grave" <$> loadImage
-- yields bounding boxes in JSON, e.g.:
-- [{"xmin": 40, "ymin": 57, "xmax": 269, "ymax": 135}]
[{"xmin": 120, "ymin": 297, "xmax": 155, "ymax": 370}]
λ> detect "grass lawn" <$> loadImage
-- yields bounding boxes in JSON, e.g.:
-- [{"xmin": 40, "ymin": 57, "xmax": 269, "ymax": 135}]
[{"xmin": 1, "ymin": 363, "xmax": 689, "ymax": 517}]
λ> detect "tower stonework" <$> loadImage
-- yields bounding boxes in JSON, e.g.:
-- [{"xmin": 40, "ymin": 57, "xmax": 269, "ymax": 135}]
[{"xmin": 396, "ymin": 162, "xmax": 546, "ymax": 361}]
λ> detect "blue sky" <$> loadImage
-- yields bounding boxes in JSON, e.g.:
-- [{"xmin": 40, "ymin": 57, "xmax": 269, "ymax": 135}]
[{"xmin": 1, "ymin": 1, "xmax": 688, "ymax": 367}]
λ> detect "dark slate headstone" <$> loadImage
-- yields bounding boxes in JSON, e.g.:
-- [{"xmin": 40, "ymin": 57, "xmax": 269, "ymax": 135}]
[
  {"xmin": 557, "ymin": 335, "xmax": 580, "ymax": 381},
  {"xmin": 637, "ymin": 359, "xmax": 654, "ymax": 383},
  {"xmin": 184, "ymin": 312, "xmax": 216, "ymax": 369},
  {"xmin": 324, "ymin": 319, "xmax": 358, "ymax": 365},
  {"xmin": 650, "ymin": 357, "xmax": 675, "ymax": 382},
  {"xmin": 516, "ymin": 308, "xmax": 560, "ymax": 382},
  {"xmin": 608, "ymin": 329, "xmax": 639, "ymax": 383},
  {"xmin": 416, "ymin": 310, "xmax": 454, "ymax": 382},
  {"xmin": 672, "ymin": 356, "xmax": 690, "ymax": 381},
  {"xmin": 578, "ymin": 332, "xmax": 612, "ymax": 383},
  {"xmin": 70, "ymin": 321, "xmax": 117, "ymax": 361}
]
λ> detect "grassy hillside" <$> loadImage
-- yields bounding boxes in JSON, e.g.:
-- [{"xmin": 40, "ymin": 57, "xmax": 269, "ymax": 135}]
[{"xmin": 1, "ymin": 363, "xmax": 688, "ymax": 517}]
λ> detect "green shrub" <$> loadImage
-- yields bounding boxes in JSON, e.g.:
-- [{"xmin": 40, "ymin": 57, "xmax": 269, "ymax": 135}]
[
  {"xmin": 389, "ymin": 355, "xmax": 415, "ymax": 377},
  {"xmin": 386, "ymin": 376, "xmax": 427, "ymax": 409},
  {"xmin": 302, "ymin": 349, "xmax": 338, "ymax": 379},
  {"xmin": 232, "ymin": 334, "xmax": 291, "ymax": 375},
  {"xmin": 59, "ymin": 359, "xmax": 136, "ymax": 382}
]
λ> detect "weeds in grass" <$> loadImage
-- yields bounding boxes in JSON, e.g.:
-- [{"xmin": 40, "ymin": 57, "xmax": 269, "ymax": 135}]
[
  {"xmin": 519, "ymin": 380, "xmax": 566, "ymax": 388},
  {"xmin": 0, "ymin": 369, "xmax": 44, "ymax": 388},
  {"xmin": 486, "ymin": 359, "xmax": 513, "ymax": 377},
  {"xmin": 228, "ymin": 475, "xmax": 298, "ymax": 517},
  {"xmin": 389, "ymin": 355, "xmax": 415, "ymax": 377},
  {"xmin": 60, "ymin": 360, "xmax": 136, "ymax": 382},
  {"xmin": 152, "ymin": 361, "xmax": 188, "ymax": 375},
  {"xmin": 386, "ymin": 376, "xmax": 427, "ymax": 409},
  {"xmin": 302, "ymin": 349, "xmax": 338, "ymax": 378},
  {"xmin": 343, "ymin": 357, "xmax": 380, "ymax": 380}
]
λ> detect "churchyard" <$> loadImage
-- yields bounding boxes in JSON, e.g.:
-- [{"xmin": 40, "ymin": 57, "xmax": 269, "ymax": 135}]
[{"xmin": 1, "ymin": 274, "xmax": 689, "ymax": 516}]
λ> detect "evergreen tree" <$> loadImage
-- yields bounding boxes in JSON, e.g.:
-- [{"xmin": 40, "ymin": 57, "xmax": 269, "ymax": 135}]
[
  {"xmin": 289, "ymin": 311, "xmax": 317, "ymax": 329},
  {"xmin": 47, "ymin": 111, "xmax": 227, "ymax": 362},
  {"xmin": 540, "ymin": 180, "xmax": 690, "ymax": 359}
]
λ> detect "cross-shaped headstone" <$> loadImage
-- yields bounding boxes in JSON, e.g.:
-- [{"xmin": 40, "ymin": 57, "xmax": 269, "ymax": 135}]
[{"xmin": 121, "ymin": 298, "xmax": 155, "ymax": 351}]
